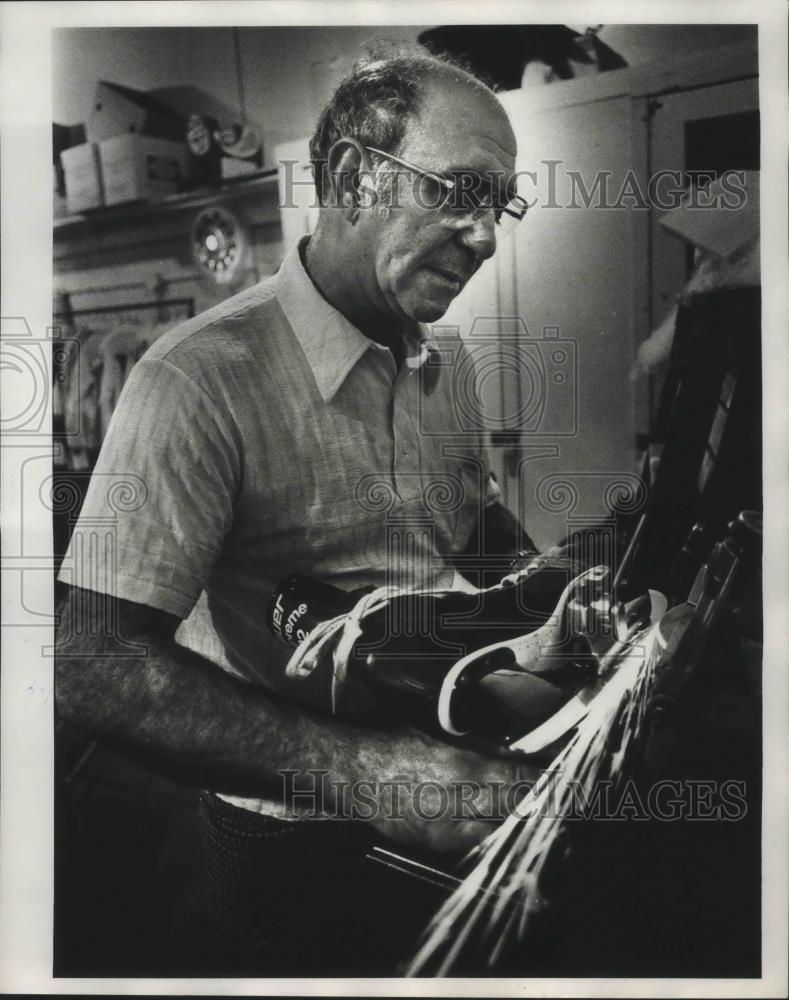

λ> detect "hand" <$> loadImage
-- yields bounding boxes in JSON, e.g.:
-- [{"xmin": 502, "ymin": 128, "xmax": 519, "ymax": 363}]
[{"xmin": 350, "ymin": 727, "xmax": 541, "ymax": 854}]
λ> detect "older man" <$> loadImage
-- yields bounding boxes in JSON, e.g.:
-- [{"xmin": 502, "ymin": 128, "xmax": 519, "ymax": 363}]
[{"xmin": 56, "ymin": 51, "xmax": 535, "ymax": 973}]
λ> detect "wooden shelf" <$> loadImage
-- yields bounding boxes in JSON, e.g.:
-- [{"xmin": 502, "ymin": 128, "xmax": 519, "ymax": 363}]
[{"xmin": 54, "ymin": 168, "xmax": 279, "ymax": 237}]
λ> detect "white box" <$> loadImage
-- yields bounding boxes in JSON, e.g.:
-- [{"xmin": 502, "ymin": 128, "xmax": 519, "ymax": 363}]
[
  {"xmin": 98, "ymin": 134, "xmax": 190, "ymax": 206},
  {"xmin": 61, "ymin": 143, "xmax": 104, "ymax": 213}
]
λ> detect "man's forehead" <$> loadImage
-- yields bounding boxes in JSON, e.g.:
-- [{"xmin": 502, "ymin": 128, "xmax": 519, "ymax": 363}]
[{"xmin": 402, "ymin": 75, "xmax": 517, "ymax": 177}]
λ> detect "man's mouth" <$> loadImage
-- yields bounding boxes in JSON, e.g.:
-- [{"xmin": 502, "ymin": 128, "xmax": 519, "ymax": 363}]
[{"xmin": 423, "ymin": 265, "xmax": 468, "ymax": 292}]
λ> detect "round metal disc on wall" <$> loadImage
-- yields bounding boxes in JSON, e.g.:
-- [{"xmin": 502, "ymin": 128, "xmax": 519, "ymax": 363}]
[{"xmin": 191, "ymin": 205, "xmax": 247, "ymax": 285}]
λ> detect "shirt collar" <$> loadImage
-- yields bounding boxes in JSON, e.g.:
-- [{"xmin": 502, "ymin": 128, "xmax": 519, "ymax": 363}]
[{"xmin": 275, "ymin": 238, "xmax": 437, "ymax": 402}]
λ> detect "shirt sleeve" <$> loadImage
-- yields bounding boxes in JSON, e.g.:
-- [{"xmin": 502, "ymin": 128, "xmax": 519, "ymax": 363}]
[{"xmin": 58, "ymin": 356, "xmax": 241, "ymax": 620}]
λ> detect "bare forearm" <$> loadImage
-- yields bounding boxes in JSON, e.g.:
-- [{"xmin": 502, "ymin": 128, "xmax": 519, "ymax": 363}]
[
  {"xmin": 55, "ymin": 597, "xmax": 381, "ymax": 801},
  {"xmin": 55, "ymin": 587, "xmax": 540, "ymax": 852}
]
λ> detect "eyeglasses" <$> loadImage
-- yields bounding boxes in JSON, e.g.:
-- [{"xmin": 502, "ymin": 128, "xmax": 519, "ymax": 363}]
[{"xmin": 365, "ymin": 145, "xmax": 528, "ymax": 236}]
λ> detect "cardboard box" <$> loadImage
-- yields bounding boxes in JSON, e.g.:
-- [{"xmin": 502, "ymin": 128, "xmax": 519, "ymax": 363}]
[
  {"xmin": 87, "ymin": 80, "xmax": 185, "ymax": 143},
  {"xmin": 61, "ymin": 142, "xmax": 104, "ymax": 213},
  {"xmin": 99, "ymin": 134, "xmax": 190, "ymax": 205},
  {"xmin": 53, "ymin": 122, "xmax": 86, "ymax": 195}
]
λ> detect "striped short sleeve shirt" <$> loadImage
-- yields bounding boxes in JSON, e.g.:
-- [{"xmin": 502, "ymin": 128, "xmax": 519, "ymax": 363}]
[{"xmin": 60, "ymin": 237, "xmax": 500, "ymax": 710}]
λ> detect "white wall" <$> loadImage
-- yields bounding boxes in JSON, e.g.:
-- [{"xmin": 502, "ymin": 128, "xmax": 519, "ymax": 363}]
[
  {"xmin": 596, "ymin": 24, "xmax": 755, "ymax": 66},
  {"xmin": 53, "ymin": 28, "xmax": 202, "ymax": 122},
  {"xmin": 238, "ymin": 26, "xmax": 424, "ymax": 154}
]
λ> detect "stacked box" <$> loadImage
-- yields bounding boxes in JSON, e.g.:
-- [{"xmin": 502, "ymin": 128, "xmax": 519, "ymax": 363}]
[
  {"xmin": 61, "ymin": 143, "xmax": 104, "ymax": 212},
  {"xmin": 99, "ymin": 134, "xmax": 191, "ymax": 206}
]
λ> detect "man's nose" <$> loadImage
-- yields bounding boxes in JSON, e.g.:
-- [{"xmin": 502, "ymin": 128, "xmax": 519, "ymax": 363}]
[{"xmin": 457, "ymin": 210, "xmax": 497, "ymax": 261}]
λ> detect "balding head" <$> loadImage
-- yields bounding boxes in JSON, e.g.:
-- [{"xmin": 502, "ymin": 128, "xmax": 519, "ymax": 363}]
[{"xmin": 309, "ymin": 48, "xmax": 506, "ymax": 205}]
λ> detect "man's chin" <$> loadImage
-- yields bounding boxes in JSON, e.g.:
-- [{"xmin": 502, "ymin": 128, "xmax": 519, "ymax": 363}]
[
  {"xmin": 402, "ymin": 290, "xmax": 460, "ymax": 323},
  {"xmin": 409, "ymin": 301, "xmax": 452, "ymax": 322}
]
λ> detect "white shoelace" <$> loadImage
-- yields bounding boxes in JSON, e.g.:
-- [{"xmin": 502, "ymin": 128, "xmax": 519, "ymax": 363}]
[{"xmin": 282, "ymin": 558, "xmax": 556, "ymax": 715}]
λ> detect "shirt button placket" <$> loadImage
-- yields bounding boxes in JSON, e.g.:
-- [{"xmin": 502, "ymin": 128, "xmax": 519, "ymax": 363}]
[{"xmin": 393, "ymin": 368, "xmax": 415, "ymax": 497}]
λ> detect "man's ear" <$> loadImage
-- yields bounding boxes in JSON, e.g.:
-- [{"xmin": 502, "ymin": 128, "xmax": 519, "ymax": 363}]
[{"xmin": 325, "ymin": 139, "xmax": 373, "ymax": 221}]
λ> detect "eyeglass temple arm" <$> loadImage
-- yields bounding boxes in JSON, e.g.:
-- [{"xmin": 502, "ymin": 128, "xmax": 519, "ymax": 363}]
[
  {"xmin": 365, "ymin": 145, "xmax": 528, "ymax": 220},
  {"xmin": 365, "ymin": 146, "xmax": 455, "ymax": 191}
]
